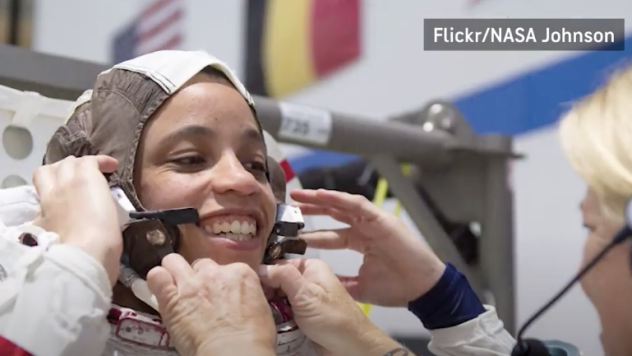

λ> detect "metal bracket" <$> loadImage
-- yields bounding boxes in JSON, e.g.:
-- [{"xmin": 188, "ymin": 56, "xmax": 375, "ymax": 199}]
[
  {"xmin": 388, "ymin": 101, "xmax": 518, "ymax": 334},
  {"xmin": 370, "ymin": 154, "xmax": 485, "ymax": 294}
]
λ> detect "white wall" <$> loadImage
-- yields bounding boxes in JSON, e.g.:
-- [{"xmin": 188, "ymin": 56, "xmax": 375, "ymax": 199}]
[{"xmin": 26, "ymin": 0, "xmax": 632, "ymax": 355}]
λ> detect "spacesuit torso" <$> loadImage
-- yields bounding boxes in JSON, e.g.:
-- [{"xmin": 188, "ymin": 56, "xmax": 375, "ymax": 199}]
[{"xmin": 105, "ymin": 299, "xmax": 318, "ymax": 356}]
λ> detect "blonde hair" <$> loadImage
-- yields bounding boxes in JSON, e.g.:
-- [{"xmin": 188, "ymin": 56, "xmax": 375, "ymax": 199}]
[{"xmin": 560, "ymin": 63, "xmax": 632, "ymax": 223}]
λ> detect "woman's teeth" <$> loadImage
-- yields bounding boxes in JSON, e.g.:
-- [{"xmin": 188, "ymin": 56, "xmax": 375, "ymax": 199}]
[{"xmin": 204, "ymin": 220, "xmax": 257, "ymax": 241}]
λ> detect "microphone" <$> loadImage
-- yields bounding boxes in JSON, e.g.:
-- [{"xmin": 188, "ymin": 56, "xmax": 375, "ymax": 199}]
[{"xmin": 511, "ymin": 199, "xmax": 632, "ymax": 356}]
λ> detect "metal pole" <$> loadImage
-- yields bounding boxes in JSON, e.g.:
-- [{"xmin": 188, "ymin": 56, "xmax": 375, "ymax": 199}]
[
  {"xmin": 481, "ymin": 157, "xmax": 516, "ymax": 335},
  {"xmin": 0, "ymin": 44, "xmax": 106, "ymax": 100},
  {"xmin": 254, "ymin": 96, "xmax": 454, "ymax": 165}
]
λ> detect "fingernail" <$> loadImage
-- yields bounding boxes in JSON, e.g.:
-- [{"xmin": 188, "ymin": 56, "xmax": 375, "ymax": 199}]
[{"xmin": 257, "ymin": 265, "xmax": 268, "ymax": 277}]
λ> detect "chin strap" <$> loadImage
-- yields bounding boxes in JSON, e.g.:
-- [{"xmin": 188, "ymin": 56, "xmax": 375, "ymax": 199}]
[
  {"xmin": 112, "ymin": 186, "xmax": 200, "ymax": 312},
  {"xmin": 118, "ymin": 264, "xmax": 160, "ymax": 311},
  {"xmin": 263, "ymin": 204, "xmax": 308, "ymax": 264}
]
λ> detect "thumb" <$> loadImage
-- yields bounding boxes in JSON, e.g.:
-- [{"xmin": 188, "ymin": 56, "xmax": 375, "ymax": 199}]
[
  {"xmin": 94, "ymin": 155, "xmax": 119, "ymax": 173},
  {"xmin": 336, "ymin": 275, "xmax": 362, "ymax": 301},
  {"xmin": 146, "ymin": 266, "xmax": 177, "ymax": 307},
  {"xmin": 258, "ymin": 263, "xmax": 306, "ymax": 301}
]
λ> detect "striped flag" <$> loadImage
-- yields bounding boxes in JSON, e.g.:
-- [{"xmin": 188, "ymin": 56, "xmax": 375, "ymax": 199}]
[
  {"xmin": 244, "ymin": 0, "xmax": 361, "ymax": 98},
  {"xmin": 111, "ymin": 0, "xmax": 184, "ymax": 64}
]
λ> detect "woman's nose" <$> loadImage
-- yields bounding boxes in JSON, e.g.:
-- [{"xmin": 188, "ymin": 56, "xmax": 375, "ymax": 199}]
[{"xmin": 210, "ymin": 154, "xmax": 259, "ymax": 196}]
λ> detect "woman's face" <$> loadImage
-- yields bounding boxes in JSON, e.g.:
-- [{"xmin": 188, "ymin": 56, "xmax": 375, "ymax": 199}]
[
  {"xmin": 580, "ymin": 188, "xmax": 632, "ymax": 356},
  {"xmin": 135, "ymin": 72, "xmax": 276, "ymax": 269}
]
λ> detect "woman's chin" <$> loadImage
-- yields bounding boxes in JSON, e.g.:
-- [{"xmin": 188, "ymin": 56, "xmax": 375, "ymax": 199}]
[
  {"xmin": 208, "ymin": 235, "xmax": 264, "ymax": 252},
  {"xmin": 184, "ymin": 236, "xmax": 266, "ymax": 268}
]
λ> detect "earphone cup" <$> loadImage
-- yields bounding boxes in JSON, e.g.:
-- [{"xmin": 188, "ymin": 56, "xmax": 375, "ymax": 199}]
[{"xmin": 122, "ymin": 220, "xmax": 176, "ymax": 279}]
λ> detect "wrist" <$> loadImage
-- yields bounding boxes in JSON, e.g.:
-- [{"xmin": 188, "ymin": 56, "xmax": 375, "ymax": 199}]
[
  {"xmin": 408, "ymin": 263, "xmax": 485, "ymax": 329},
  {"xmin": 196, "ymin": 343, "xmax": 275, "ymax": 356},
  {"xmin": 197, "ymin": 333, "xmax": 276, "ymax": 356},
  {"xmin": 66, "ymin": 230, "xmax": 122, "ymax": 256},
  {"xmin": 65, "ymin": 238, "xmax": 122, "ymax": 286},
  {"xmin": 405, "ymin": 259, "xmax": 445, "ymax": 301},
  {"xmin": 354, "ymin": 327, "xmax": 403, "ymax": 356}
]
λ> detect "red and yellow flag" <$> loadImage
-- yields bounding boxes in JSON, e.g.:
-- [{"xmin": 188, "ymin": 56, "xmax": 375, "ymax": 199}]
[{"xmin": 244, "ymin": 0, "xmax": 361, "ymax": 98}]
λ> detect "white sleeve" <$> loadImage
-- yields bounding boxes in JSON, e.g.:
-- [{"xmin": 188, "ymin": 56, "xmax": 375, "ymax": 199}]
[
  {"xmin": 427, "ymin": 306, "xmax": 515, "ymax": 356},
  {"xmin": 0, "ymin": 225, "xmax": 112, "ymax": 356}
]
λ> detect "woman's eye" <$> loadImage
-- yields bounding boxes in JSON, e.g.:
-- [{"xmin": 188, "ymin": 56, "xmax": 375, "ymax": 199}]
[
  {"xmin": 244, "ymin": 161, "xmax": 267, "ymax": 172},
  {"xmin": 173, "ymin": 156, "xmax": 206, "ymax": 166}
]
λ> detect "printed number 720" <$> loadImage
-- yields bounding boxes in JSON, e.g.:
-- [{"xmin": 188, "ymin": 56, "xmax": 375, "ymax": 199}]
[{"xmin": 282, "ymin": 118, "xmax": 310, "ymax": 136}]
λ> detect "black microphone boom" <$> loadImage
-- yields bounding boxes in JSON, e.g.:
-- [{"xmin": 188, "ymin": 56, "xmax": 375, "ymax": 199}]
[
  {"xmin": 511, "ymin": 221, "xmax": 631, "ymax": 356},
  {"xmin": 511, "ymin": 338, "xmax": 551, "ymax": 356}
]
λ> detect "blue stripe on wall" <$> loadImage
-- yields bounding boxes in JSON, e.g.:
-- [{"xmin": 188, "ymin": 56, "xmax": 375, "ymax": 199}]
[{"xmin": 289, "ymin": 37, "xmax": 632, "ymax": 174}]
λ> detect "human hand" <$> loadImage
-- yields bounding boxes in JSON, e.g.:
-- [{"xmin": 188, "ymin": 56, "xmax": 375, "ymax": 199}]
[
  {"xmin": 291, "ymin": 189, "xmax": 446, "ymax": 307},
  {"xmin": 32, "ymin": 155, "xmax": 122, "ymax": 285},
  {"xmin": 259, "ymin": 258, "xmax": 391, "ymax": 355},
  {"xmin": 147, "ymin": 254, "xmax": 276, "ymax": 356}
]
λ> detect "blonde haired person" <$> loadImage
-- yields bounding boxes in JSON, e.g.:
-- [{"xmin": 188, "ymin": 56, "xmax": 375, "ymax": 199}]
[{"xmin": 558, "ymin": 64, "xmax": 632, "ymax": 356}]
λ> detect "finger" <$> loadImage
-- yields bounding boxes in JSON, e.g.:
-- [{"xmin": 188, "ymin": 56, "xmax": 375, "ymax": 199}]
[
  {"xmin": 57, "ymin": 155, "xmax": 117, "ymax": 183},
  {"xmin": 294, "ymin": 203, "xmax": 355, "ymax": 226},
  {"xmin": 292, "ymin": 202, "xmax": 332, "ymax": 216},
  {"xmin": 336, "ymin": 275, "xmax": 362, "ymax": 301},
  {"xmin": 93, "ymin": 155, "xmax": 119, "ymax": 173},
  {"xmin": 161, "ymin": 253, "xmax": 195, "ymax": 285},
  {"xmin": 271, "ymin": 258, "xmax": 307, "ymax": 271},
  {"xmin": 315, "ymin": 189, "xmax": 380, "ymax": 218},
  {"xmin": 32, "ymin": 165, "xmax": 57, "ymax": 200},
  {"xmin": 289, "ymin": 189, "xmax": 321, "ymax": 204},
  {"xmin": 292, "ymin": 189, "xmax": 380, "ymax": 219},
  {"xmin": 191, "ymin": 258, "xmax": 217, "ymax": 273},
  {"xmin": 147, "ymin": 266, "xmax": 177, "ymax": 307},
  {"xmin": 298, "ymin": 229, "xmax": 353, "ymax": 250},
  {"xmin": 257, "ymin": 262, "xmax": 307, "ymax": 299},
  {"xmin": 75, "ymin": 155, "xmax": 118, "ymax": 177}
]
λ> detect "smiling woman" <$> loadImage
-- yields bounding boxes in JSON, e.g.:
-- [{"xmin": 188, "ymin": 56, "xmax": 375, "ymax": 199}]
[
  {"xmin": 42, "ymin": 50, "xmax": 318, "ymax": 356},
  {"xmin": 135, "ymin": 69, "xmax": 276, "ymax": 270}
]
